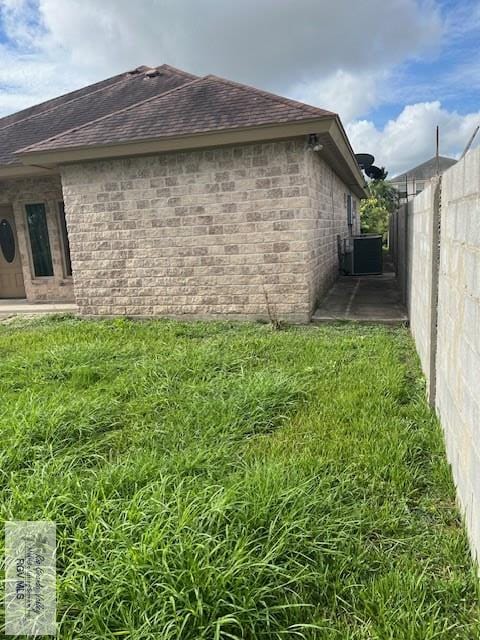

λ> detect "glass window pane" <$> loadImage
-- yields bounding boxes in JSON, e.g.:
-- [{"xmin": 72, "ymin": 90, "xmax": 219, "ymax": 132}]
[
  {"xmin": 25, "ymin": 203, "xmax": 54, "ymax": 277},
  {"xmin": 58, "ymin": 202, "xmax": 72, "ymax": 276},
  {"xmin": 0, "ymin": 219, "xmax": 16, "ymax": 263}
]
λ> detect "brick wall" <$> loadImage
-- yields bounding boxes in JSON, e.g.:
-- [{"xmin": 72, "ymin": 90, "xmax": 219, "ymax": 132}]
[
  {"xmin": 304, "ymin": 149, "xmax": 356, "ymax": 311},
  {"xmin": 0, "ymin": 176, "xmax": 74, "ymax": 302},
  {"xmin": 61, "ymin": 139, "xmax": 354, "ymax": 321}
]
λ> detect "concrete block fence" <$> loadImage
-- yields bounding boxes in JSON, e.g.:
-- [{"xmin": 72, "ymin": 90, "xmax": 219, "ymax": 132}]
[{"xmin": 391, "ymin": 148, "xmax": 480, "ymax": 561}]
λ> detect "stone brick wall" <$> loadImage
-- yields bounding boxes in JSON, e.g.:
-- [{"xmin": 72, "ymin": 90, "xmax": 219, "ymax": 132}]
[
  {"xmin": 0, "ymin": 176, "xmax": 74, "ymax": 302},
  {"xmin": 61, "ymin": 139, "xmax": 355, "ymax": 321},
  {"xmin": 304, "ymin": 150, "xmax": 357, "ymax": 310},
  {"xmin": 436, "ymin": 150, "xmax": 480, "ymax": 560}
]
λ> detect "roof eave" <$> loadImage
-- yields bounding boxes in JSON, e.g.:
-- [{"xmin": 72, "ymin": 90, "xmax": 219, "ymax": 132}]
[
  {"xmin": 0, "ymin": 164, "xmax": 55, "ymax": 179},
  {"xmin": 16, "ymin": 117, "xmax": 367, "ymax": 198},
  {"xmin": 327, "ymin": 117, "xmax": 368, "ymax": 198}
]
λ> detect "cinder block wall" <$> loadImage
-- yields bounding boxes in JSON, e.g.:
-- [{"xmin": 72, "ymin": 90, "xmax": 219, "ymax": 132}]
[
  {"xmin": 0, "ymin": 176, "xmax": 74, "ymax": 302},
  {"xmin": 406, "ymin": 179, "xmax": 440, "ymax": 397},
  {"xmin": 436, "ymin": 150, "xmax": 480, "ymax": 558},
  {"xmin": 396, "ymin": 149, "xmax": 480, "ymax": 561},
  {"xmin": 390, "ymin": 201, "xmax": 408, "ymax": 301},
  {"xmin": 61, "ymin": 139, "xmax": 353, "ymax": 321}
]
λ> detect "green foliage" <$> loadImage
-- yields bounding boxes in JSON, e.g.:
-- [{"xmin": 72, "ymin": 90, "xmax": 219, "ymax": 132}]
[
  {"xmin": 0, "ymin": 316, "xmax": 478, "ymax": 639},
  {"xmin": 360, "ymin": 179, "xmax": 399, "ymax": 235}
]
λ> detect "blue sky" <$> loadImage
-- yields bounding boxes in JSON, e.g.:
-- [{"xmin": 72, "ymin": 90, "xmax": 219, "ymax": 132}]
[{"xmin": 0, "ymin": 0, "xmax": 479, "ymax": 176}]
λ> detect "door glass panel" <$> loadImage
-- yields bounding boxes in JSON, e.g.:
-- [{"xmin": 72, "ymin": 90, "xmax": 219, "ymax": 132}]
[
  {"xmin": 25, "ymin": 203, "xmax": 54, "ymax": 277},
  {"xmin": 0, "ymin": 219, "xmax": 15, "ymax": 263}
]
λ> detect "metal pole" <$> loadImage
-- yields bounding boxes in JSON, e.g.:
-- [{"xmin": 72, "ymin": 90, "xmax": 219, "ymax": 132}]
[
  {"xmin": 436, "ymin": 126, "xmax": 440, "ymax": 175},
  {"xmin": 460, "ymin": 125, "xmax": 479, "ymax": 161}
]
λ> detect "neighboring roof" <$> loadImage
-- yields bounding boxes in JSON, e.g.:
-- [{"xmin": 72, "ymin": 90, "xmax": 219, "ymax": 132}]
[
  {"xmin": 19, "ymin": 75, "xmax": 334, "ymax": 154},
  {"xmin": 390, "ymin": 155, "xmax": 457, "ymax": 182},
  {"xmin": 0, "ymin": 64, "xmax": 197, "ymax": 167}
]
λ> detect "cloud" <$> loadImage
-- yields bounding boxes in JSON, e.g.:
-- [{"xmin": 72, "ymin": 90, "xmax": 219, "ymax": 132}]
[
  {"xmin": 1, "ymin": 0, "xmax": 476, "ymax": 181},
  {"xmin": 0, "ymin": 0, "xmax": 442, "ymax": 116},
  {"xmin": 34, "ymin": 0, "xmax": 442, "ymax": 86},
  {"xmin": 290, "ymin": 69, "xmax": 390, "ymax": 122},
  {"xmin": 347, "ymin": 101, "xmax": 480, "ymax": 177}
]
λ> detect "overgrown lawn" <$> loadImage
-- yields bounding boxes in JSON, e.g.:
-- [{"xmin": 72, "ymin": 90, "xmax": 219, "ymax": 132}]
[{"xmin": 0, "ymin": 316, "xmax": 478, "ymax": 638}]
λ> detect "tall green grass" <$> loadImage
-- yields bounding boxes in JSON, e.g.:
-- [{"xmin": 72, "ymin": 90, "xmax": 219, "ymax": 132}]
[{"xmin": 0, "ymin": 316, "xmax": 478, "ymax": 638}]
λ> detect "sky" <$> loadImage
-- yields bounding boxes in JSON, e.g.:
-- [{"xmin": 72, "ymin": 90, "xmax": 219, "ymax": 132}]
[{"xmin": 0, "ymin": 0, "xmax": 479, "ymax": 177}]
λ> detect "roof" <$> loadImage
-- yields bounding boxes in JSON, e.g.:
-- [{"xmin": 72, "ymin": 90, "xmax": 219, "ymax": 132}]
[
  {"xmin": 1, "ymin": 64, "xmax": 367, "ymax": 197},
  {"xmin": 390, "ymin": 155, "xmax": 457, "ymax": 182},
  {"xmin": 0, "ymin": 64, "xmax": 197, "ymax": 167},
  {"xmin": 19, "ymin": 75, "xmax": 334, "ymax": 153}
]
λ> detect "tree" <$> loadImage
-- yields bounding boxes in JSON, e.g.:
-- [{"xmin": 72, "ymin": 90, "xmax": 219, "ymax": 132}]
[{"xmin": 360, "ymin": 180, "xmax": 399, "ymax": 236}]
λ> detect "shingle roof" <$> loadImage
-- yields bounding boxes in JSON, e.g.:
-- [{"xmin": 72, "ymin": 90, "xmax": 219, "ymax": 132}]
[
  {"xmin": 0, "ymin": 65, "xmax": 198, "ymax": 166},
  {"xmin": 18, "ymin": 75, "xmax": 334, "ymax": 155},
  {"xmin": 390, "ymin": 155, "xmax": 457, "ymax": 182},
  {"xmin": 0, "ymin": 70, "xmax": 129, "ymax": 131}
]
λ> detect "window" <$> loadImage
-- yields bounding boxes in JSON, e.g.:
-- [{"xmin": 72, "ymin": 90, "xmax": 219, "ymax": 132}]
[
  {"xmin": 25, "ymin": 203, "xmax": 54, "ymax": 277},
  {"xmin": 58, "ymin": 202, "xmax": 72, "ymax": 276},
  {"xmin": 0, "ymin": 219, "xmax": 15, "ymax": 263},
  {"xmin": 347, "ymin": 194, "xmax": 353, "ymax": 226}
]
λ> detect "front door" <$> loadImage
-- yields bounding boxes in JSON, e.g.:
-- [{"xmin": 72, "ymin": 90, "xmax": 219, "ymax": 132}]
[{"xmin": 0, "ymin": 205, "xmax": 26, "ymax": 298}]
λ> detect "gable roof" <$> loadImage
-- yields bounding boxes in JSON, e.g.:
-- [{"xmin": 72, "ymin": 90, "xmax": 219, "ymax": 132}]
[
  {"xmin": 390, "ymin": 155, "xmax": 457, "ymax": 182},
  {"xmin": 0, "ymin": 64, "xmax": 197, "ymax": 167},
  {"xmin": 1, "ymin": 64, "xmax": 366, "ymax": 197},
  {"xmin": 19, "ymin": 75, "xmax": 334, "ymax": 154},
  {"xmin": 0, "ymin": 70, "xmax": 130, "ymax": 131}
]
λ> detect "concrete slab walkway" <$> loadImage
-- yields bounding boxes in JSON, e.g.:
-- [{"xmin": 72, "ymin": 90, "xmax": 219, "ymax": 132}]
[
  {"xmin": 0, "ymin": 299, "xmax": 78, "ymax": 319},
  {"xmin": 312, "ymin": 268, "xmax": 408, "ymax": 325}
]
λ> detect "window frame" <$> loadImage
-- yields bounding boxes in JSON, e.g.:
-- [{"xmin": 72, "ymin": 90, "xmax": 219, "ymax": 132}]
[{"xmin": 57, "ymin": 201, "xmax": 73, "ymax": 278}]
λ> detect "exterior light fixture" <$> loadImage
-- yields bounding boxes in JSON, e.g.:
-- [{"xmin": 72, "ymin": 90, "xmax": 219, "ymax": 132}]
[{"xmin": 306, "ymin": 134, "xmax": 323, "ymax": 152}]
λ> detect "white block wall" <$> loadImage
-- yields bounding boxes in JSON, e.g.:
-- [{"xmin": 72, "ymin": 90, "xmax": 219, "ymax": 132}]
[{"xmin": 436, "ymin": 149, "xmax": 480, "ymax": 558}]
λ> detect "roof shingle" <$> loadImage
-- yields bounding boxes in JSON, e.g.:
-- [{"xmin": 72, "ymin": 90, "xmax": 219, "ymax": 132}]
[
  {"xmin": 0, "ymin": 65, "xmax": 197, "ymax": 166},
  {"xmin": 19, "ymin": 75, "xmax": 334, "ymax": 155}
]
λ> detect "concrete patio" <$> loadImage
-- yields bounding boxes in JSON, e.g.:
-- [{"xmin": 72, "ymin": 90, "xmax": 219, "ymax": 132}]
[
  {"xmin": 312, "ymin": 264, "xmax": 408, "ymax": 325},
  {"xmin": 0, "ymin": 300, "xmax": 78, "ymax": 319}
]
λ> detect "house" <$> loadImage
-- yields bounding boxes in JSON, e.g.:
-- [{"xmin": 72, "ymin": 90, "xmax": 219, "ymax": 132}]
[
  {"xmin": 389, "ymin": 155, "xmax": 457, "ymax": 201},
  {"xmin": 0, "ymin": 64, "xmax": 366, "ymax": 322}
]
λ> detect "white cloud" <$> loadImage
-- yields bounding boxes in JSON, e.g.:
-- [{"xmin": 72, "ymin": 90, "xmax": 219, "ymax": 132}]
[
  {"xmin": 33, "ymin": 0, "xmax": 442, "ymax": 85},
  {"xmin": 1, "ymin": 0, "xmax": 475, "ymax": 181},
  {"xmin": 347, "ymin": 101, "xmax": 480, "ymax": 177},
  {"xmin": 0, "ymin": 0, "xmax": 442, "ymax": 115},
  {"xmin": 289, "ymin": 69, "xmax": 389, "ymax": 122}
]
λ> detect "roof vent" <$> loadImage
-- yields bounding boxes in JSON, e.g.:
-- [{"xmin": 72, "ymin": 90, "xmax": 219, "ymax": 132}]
[
  {"xmin": 144, "ymin": 68, "xmax": 162, "ymax": 78},
  {"xmin": 127, "ymin": 66, "xmax": 149, "ymax": 76}
]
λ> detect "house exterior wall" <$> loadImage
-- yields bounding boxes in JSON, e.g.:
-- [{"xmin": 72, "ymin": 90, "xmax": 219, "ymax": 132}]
[
  {"xmin": 60, "ymin": 139, "xmax": 356, "ymax": 321},
  {"xmin": 0, "ymin": 176, "xmax": 74, "ymax": 302},
  {"xmin": 304, "ymin": 149, "xmax": 358, "ymax": 311}
]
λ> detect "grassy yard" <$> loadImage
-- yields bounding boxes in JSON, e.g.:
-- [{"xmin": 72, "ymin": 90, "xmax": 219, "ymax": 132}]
[{"xmin": 0, "ymin": 316, "xmax": 478, "ymax": 639}]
